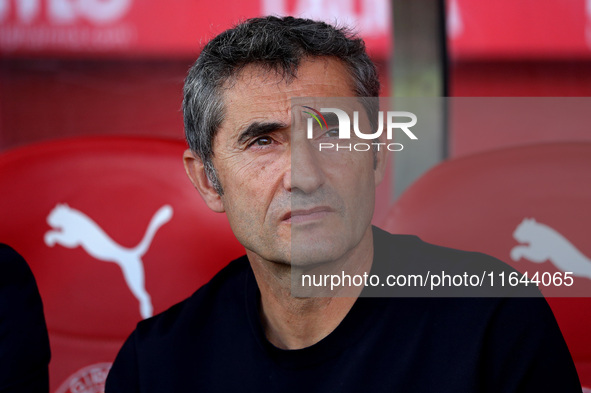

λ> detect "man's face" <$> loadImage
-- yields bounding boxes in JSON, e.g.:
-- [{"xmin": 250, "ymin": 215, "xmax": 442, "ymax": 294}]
[{"xmin": 195, "ymin": 58, "xmax": 384, "ymax": 266}]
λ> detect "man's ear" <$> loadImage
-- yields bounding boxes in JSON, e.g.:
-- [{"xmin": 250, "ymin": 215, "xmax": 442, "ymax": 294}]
[
  {"xmin": 373, "ymin": 137, "xmax": 389, "ymax": 187},
  {"xmin": 183, "ymin": 149, "xmax": 225, "ymax": 213}
]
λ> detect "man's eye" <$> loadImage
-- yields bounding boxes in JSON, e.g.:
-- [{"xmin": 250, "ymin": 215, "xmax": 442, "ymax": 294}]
[
  {"xmin": 251, "ymin": 136, "xmax": 273, "ymax": 146},
  {"xmin": 324, "ymin": 128, "xmax": 340, "ymax": 138}
]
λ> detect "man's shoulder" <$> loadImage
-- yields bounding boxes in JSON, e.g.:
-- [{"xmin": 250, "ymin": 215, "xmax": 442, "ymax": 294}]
[
  {"xmin": 134, "ymin": 255, "xmax": 251, "ymax": 341},
  {"xmin": 0, "ymin": 244, "xmax": 50, "ymax": 392},
  {"xmin": 0, "ymin": 244, "xmax": 34, "ymax": 285},
  {"xmin": 373, "ymin": 225, "xmax": 518, "ymax": 271},
  {"xmin": 371, "ymin": 226, "xmax": 537, "ymax": 297},
  {"xmin": 369, "ymin": 228, "xmax": 566, "ymax": 347}
]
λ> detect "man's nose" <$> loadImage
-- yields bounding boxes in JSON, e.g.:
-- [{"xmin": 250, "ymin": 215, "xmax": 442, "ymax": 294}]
[{"xmin": 283, "ymin": 140, "xmax": 325, "ymax": 194}]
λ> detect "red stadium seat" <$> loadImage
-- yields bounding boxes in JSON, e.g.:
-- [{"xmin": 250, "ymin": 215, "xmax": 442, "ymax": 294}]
[
  {"xmin": 0, "ymin": 137, "xmax": 244, "ymax": 393},
  {"xmin": 382, "ymin": 142, "xmax": 591, "ymax": 389}
]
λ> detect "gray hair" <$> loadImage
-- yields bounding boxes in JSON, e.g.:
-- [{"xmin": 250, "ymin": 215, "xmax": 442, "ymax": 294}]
[{"xmin": 183, "ymin": 16, "xmax": 380, "ymax": 194}]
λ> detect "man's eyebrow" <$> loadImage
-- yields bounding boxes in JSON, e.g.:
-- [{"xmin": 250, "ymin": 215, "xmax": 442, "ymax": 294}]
[
  {"xmin": 237, "ymin": 121, "xmax": 287, "ymax": 145},
  {"xmin": 322, "ymin": 112, "xmax": 339, "ymax": 125}
]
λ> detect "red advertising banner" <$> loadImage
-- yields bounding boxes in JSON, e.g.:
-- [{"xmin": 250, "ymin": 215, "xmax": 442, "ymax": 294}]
[
  {"xmin": 3, "ymin": 1, "xmax": 591, "ymax": 61},
  {"xmin": 0, "ymin": 0, "xmax": 391, "ymax": 58},
  {"xmin": 448, "ymin": 0, "xmax": 591, "ymax": 59}
]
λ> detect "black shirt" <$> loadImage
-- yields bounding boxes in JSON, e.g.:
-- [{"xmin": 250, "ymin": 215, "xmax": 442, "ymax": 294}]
[
  {"xmin": 106, "ymin": 228, "xmax": 581, "ymax": 392},
  {"xmin": 0, "ymin": 244, "xmax": 50, "ymax": 393}
]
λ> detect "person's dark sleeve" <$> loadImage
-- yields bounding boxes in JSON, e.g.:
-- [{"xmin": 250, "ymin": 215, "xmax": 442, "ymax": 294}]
[
  {"xmin": 482, "ymin": 297, "xmax": 581, "ymax": 392},
  {"xmin": 0, "ymin": 244, "xmax": 50, "ymax": 393},
  {"xmin": 105, "ymin": 330, "xmax": 141, "ymax": 393}
]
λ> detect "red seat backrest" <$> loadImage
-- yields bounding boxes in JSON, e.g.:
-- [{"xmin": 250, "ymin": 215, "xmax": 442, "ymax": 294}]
[
  {"xmin": 0, "ymin": 137, "xmax": 244, "ymax": 393},
  {"xmin": 382, "ymin": 142, "xmax": 591, "ymax": 389}
]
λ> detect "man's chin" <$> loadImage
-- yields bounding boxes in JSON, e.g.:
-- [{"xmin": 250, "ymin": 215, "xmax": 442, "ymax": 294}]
[{"xmin": 291, "ymin": 231, "xmax": 349, "ymax": 267}]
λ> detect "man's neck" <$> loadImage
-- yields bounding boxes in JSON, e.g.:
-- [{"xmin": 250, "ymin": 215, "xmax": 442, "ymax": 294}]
[{"xmin": 247, "ymin": 227, "xmax": 374, "ymax": 350}]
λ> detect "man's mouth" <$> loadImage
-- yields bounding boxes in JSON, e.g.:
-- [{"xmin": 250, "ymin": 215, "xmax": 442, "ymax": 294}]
[{"xmin": 282, "ymin": 206, "xmax": 334, "ymax": 224}]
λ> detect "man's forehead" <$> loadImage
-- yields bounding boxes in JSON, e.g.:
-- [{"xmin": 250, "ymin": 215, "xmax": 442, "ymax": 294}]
[
  {"xmin": 219, "ymin": 57, "xmax": 356, "ymax": 129},
  {"xmin": 232, "ymin": 58, "xmax": 352, "ymax": 95}
]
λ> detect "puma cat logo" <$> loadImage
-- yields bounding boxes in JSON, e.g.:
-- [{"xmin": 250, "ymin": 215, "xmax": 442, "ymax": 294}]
[
  {"xmin": 447, "ymin": 0, "xmax": 463, "ymax": 39},
  {"xmin": 511, "ymin": 218, "xmax": 591, "ymax": 280},
  {"xmin": 44, "ymin": 203, "xmax": 174, "ymax": 318}
]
